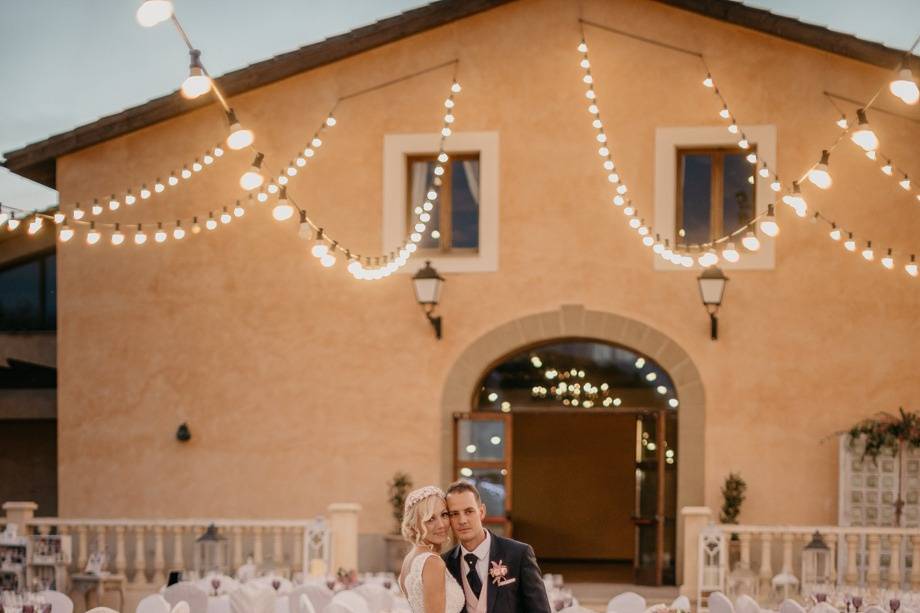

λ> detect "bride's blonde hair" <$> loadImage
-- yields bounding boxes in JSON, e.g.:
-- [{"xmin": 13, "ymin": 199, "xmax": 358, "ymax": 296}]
[{"xmin": 401, "ymin": 485, "xmax": 447, "ymax": 546}]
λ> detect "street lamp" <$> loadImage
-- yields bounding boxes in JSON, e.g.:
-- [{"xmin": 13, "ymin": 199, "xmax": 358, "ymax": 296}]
[
  {"xmin": 412, "ymin": 261, "xmax": 444, "ymax": 339},
  {"xmin": 697, "ymin": 266, "xmax": 728, "ymax": 340}
]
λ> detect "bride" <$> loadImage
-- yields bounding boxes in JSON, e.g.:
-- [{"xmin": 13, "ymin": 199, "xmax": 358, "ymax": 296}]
[{"xmin": 398, "ymin": 486, "xmax": 465, "ymax": 613}]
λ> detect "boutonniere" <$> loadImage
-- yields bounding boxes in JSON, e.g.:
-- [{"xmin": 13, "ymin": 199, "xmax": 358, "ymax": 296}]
[{"xmin": 489, "ymin": 560, "xmax": 516, "ymax": 586}]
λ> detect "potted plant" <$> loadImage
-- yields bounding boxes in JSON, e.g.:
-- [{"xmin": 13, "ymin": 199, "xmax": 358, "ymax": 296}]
[{"xmin": 383, "ymin": 472, "xmax": 413, "ymax": 573}]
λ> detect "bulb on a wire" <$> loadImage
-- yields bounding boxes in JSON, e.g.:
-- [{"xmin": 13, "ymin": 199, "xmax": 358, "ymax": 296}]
[
  {"xmin": 850, "ymin": 108, "xmax": 879, "ymax": 151},
  {"xmin": 807, "ymin": 150, "xmax": 832, "ymax": 189},
  {"xmin": 111, "ymin": 224, "xmax": 125, "ymax": 246},
  {"xmin": 240, "ymin": 152, "xmax": 264, "ymax": 190},
  {"xmin": 829, "ymin": 223, "xmax": 842, "ymax": 241},
  {"xmin": 173, "ymin": 221, "xmax": 186, "ymax": 240},
  {"xmin": 59, "ymin": 223, "xmax": 74, "ymax": 242},
  {"xmin": 136, "ymin": 0, "xmax": 173, "ymax": 27},
  {"xmin": 760, "ymin": 204, "xmax": 780, "ymax": 237},
  {"xmin": 225, "ymin": 109, "xmax": 254, "ymax": 150},
  {"xmin": 890, "ymin": 67, "xmax": 920, "ymax": 105},
  {"xmin": 844, "ymin": 233, "xmax": 856, "ymax": 252},
  {"xmin": 782, "ymin": 182, "xmax": 808, "ymax": 217},
  {"xmin": 181, "ymin": 50, "xmax": 211, "ymax": 99},
  {"xmin": 906, "ymin": 255, "xmax": 918, "ymax": 277},
  {"xmin": 86, "ymin": 223, "xmax": 100, "ymax": 245},
  {"xmin": 861, "ymin": 241, "xmax": 874, "ymax": 261},
  {"xmin": 882, "ymin": 249, "xmax": 894, "ymax": 269},
  {"xmin": 273, "ymin": 186, "xmax": 294, "ymax": 221},
  {"xmin": 741, "ymin": 231, "xmax": 760, "ymax": 252},
  {"xmin": 722, "ymin": 242, "xmax": 740, "ymax": 263},
  {"xmin": 134, "ymin": 224, "xmax": 147, "ymax": 245}
]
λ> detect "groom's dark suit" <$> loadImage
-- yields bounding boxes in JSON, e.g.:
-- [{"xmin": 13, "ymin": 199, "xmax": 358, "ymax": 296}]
[{"xmin": 443, "ymin": 530, "xmax": 552, "ymax": 613}]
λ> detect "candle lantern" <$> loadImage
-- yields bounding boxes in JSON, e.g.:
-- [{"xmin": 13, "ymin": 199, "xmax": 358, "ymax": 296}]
[{"xmin": 195, "ymin": 524, "xmax": 229, "ymax": 576}]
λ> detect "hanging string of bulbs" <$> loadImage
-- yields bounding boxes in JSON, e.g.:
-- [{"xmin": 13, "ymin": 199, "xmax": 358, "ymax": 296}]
[{"xmin": 577, "ymin": 19, "xmax": 920, "ymax": 277}]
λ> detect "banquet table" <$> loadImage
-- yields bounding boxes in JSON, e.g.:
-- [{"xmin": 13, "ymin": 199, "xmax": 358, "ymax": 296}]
[{"xmin": 207, "ymin": 594, "xmax": 289, "ymax": 613}]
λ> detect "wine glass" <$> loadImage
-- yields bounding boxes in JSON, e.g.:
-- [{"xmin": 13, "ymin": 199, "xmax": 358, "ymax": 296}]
[
  {"xmin": 271, "ymin": 579, "xmax": 280, "ymax": 591},
  {"xmin": 211, "ymin": 578, "xmax": 221, "ymax": 596},
  {"xmin": 853, "ymin": 595, "xmax": 864, "ymax": 612},
  {"xmin": 890, "ymin": 599, "xmax": 901, "ymax": 613}
]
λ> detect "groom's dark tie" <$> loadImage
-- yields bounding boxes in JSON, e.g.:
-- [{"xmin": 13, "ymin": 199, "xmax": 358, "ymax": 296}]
[{"xmin": 464, "ymin": 553, "xmax": 482, "ymax": 597}]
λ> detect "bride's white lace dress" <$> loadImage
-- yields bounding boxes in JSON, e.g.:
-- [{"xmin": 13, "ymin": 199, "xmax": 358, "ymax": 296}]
[{"xmin": 405, "ymin": 552, "xmax": 465, "ymax": 613}]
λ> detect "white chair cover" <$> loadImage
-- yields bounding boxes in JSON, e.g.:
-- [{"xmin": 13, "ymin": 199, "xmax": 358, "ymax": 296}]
[
  {"xmin": 164, "ymin": 584, "xmax": 208, "ymax": 613},
  {"xmin": 229, "ymin": 584, "xmax": 276, "ymax": 613},
  {"xmin": 136, "ymin": 594, "xmax": 170, "ymax": 613},
  {"xmin": 670, "ymin": 596, "xmax": 691, "ymax": 612},
  {"xmin": 171, "ymin": 603, "xmax": 190, "ymax": 613},
  {"xmin": 735, "ymin": 594, "xmax": 761, "ymax": 613},
  {"xmin": 237, "ymin": 564, "xmax": 258, "ymax": 583},
  {"xmin": 607, "ymin": 592, "xmax": 647, "ymax": 613},
  {"xmin": 329, "ymin": 592, "xmax": 369, "ymax": 613},
  {"xmin": 39, "ymin": 591, "xmax": 74, "ymax": 613},
  {"xmin": 86, "ymin": 608, "xmax": 119, "ymax": 613},
  {"xmin": 708, "ymin": 592, "xmax": 735, "ymax": 613},
  {"xmin": 294, "ymin": 585, "xmax": 334, "ymax": 613},
  {"xmin": 779, "ymin": 599, "xmax": 806, "ymax": 613},
  {"xmin": 352, "ymin": 585, "xmax": 393, "ymax": 613},
  {"xmin": 863, "ymin": 607, "xmax": 886, "ymax": 613},
  {"xmin": 298, "ymin": 594, "xmax": 318, "ymax": 613}
]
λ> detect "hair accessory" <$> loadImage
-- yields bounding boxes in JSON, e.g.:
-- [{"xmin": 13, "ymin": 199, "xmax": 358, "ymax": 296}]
[{"xmin": 404, "ymin": 485, "xmax": 445, "ymax": 512}]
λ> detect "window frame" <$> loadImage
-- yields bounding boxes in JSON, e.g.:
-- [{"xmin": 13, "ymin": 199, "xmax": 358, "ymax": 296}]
[
  {"xmin": 653, "ymin": 125, "xmax": 776, "ymax": 271},
  {"xmin": 0, "ymin": 248, "xmax": 56, "ymax": 332},
  {"xmin": 675, "ymin": 145, "xmax": 757, "ymax": 246},
  {"xmin": 405, "ymin": 151, "xmax": 481, "ymax": 255}
]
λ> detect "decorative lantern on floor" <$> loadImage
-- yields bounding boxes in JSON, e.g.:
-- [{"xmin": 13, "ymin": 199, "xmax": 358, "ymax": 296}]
[
  {"xmin": 801, "ymin": 531, "xmax": 832, "ymax": 594},
  {"xmin": 195, "ymin": 524, "xmax": 229, "ymax": 576}
]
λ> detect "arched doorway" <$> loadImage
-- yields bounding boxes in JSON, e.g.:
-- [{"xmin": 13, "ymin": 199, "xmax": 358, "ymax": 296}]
[{"xmin": 440, "ymin": 306, "xmax": 705, "ymax": 586}]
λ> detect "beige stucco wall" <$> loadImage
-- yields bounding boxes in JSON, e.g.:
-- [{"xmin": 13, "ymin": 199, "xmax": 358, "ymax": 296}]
[{"xmin": 53, "ymin": 0, "xmax": 920, "ymax": 538}]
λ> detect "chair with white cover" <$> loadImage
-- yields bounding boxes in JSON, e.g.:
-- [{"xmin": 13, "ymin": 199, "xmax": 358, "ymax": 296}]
[
  {"xmin": 670, "ymin": 596, "xmax": 691, "ymax": 612},
  {"xmin": 39, "ymin": 591, "xmax": 74, "ymax": 613},
  {"xmin": 297, "ymin": 594, "xmax": 317, "ymax": 613},
  {"xmin": 135, "ymin": 594, "xmax": 170, "ymax": 613},
  {"xmin": 607, "ymin": 591, "xmax": 647, "ymax": 613},
  {"xmin": 327, "ymin": 592, "xmax": 369, "ymax": 613},
  {"xmin": 164, "ymin": 584, "xmax": 208, "ymax": 613},
  {"xmin": 170, "ymin": 603, "xmax": 190, "ymax": 613},
  {"xmin": 229, "ymin": 584, "xmax": 276, "ymax": 613},
  {"xmin": 86, "ymin": 608, "xmax": 119, "ymax": 613},
  {"xmin": 292, "ymin": 585, "xmax": 333, "ymax": 613},
  {"xmin": 779, "ymin": 599, "xmax": 806, "ymax": 613},
  {"xmin": 813, "ymin": 604, "xmax": 839, "ymax": 613},
  {"xmin": 708, "ymin": 592, "xmax": 735, "ymax": 613},
  {"xmin": 353, "ymin": 584, "xmax": 393, "ymax": 613},
  {"xmin": 864, "ymin": 607, "xmax": 886, "ymax": 613},
  {"xmin": 735, "ymin": 594, "xmax": 761, "ymax": 613}
]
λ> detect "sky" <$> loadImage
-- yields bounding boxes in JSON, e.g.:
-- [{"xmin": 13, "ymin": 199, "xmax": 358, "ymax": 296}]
[{"xmin": 1, "ymin": 0, "xmax": 918, "ymax": 212}]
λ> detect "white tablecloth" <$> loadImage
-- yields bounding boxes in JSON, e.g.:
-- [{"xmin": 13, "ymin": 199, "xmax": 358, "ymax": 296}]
[{"xmin": 207, "ymin": 594, "xmax": 288, "ymax": 613}]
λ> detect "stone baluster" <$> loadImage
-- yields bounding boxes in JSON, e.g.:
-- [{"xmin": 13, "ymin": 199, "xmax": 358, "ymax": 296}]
[
  {"xmin": 293, "ymin": 527, "xmax": 304, "ymax": 574},
  {"xmin": 133, "ymin": 526, "xmax": 148, "ymax": 585},
  {"xmin": 826, "ymin": 533, "xmax": 838, "ymax": 585},
  {"xmin": 910, "ymin": 535, "xmax": 920, "ymax": 590},
  {"xmin": 845, "ymin": 534, "xmax": 860, "ymax": 585},
  {"xmin": 37, "ymin": 524, "xmax": 50, "ymax": 536},
  {"xmin": 781, "ymin": 532, "xmax": 795, "ymax": 577},
  {"xmin": 58, "ymin": 526, "xmax": 73, "ymax": 571},
  {"xmin": 152, "ymin": 526, "xmax": 166, "ymax": 585},
  {"xmin": 273, "ymin": 527, "xmax": 283, "ymax": 566},
  {"xmin": 867, "ymin": 534, "xmax": 881, "ymax": 590},
  {"xmin": 172, "ymin": 526, "xmax": 185, "ymax": 571},
  {"xmin": 76, "ymin": 525, "xmax": 88, "ymax": 570},
  {"xmin": 888, "ymin": 534, "xmax": 903, "ymax": 590},
  {"xmin": 232, "ymin": 527, "xmax": 243, "ymax": 568},
  {"xmin": 758, "ymin": 533, "xmax": 774, "ymax": 592},
  {"xmin": 252, "ymin": 527, "xmax": 264, "ymax": 565},
  {"xmin": 95, "ymin": 525, "xmax": 107, "ymax": 556},
  {"xmin": 114, "ymin": 526, "xmax": 127, "ymax": 575},
  {"xmin": 739, "ymin": 532, "xmax": 752, "ymax": 570}
]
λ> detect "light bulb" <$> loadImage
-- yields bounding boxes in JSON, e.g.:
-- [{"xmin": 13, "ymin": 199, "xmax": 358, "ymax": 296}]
[
  {"xmin": 296, "ymin": 157, "xmax": 306, "ymax": 167},
  {"xmin": 850, "ymin": 108, "xmax": 879, "ymax": 151},
  {"xmin": 173, "ymin": 222, "xmax": 186, "ymax": 240},
  {"xmin": 134, "ymin": 226, "xmax": 147, "ymax": 245},
  {"xmin": 72, "ymin": 205, "xmax": 85, "ymax": 220},
  {"xmin": 53, "ymin": 212, "xmax": 65, "ymax": 224},
  {"xmin": 906, "ymin": 255, "xmax": 918, "ymax": 277},
  {"xmin": 741, "ymin": 231, "xmax": 760, "ymax": 251},
  {"xmin": 882, "ymin": 249, "xmax": 894, "ymax": 269},
  {"xmin": 111, "ymin": 226, "xmax": 125, "ymax": 245},
  {"xmin": 225, "ymin": 110, "xmax": 254, "ymax": 150},
  {"xmin": 746, "ymin": 152, "xmax": 757, "ymax": 164},
  {"xmin": 728, "ymin": 123, "xmax": 739, "ymax": 134},
  {"xmin": 844, "ymin": 233, "xmax": 856, "ymax": 252},
  {"xmin": 91, "ymin": 200, "xmax": 103, "ymax": 216},
  {"xmin": 702, "ymin": 73, "xmax": 714, "ymax": 88},
  {"xmin": 154, "ymin": 225, "xmax": 167, "ymax": 243},
  {"xmin": 28, "ymin": 217, "xmax": 43, "ymax": 235},
  {"xmin": 136, "ymin": 0, "xmax": 173, "ymax": 27},
  {"xmin": 900, "ymin": 175, "xmax": 911, "ymax": 190},
  {"xmin": 577, "ymin": 41, "xmax": 588, "ymax": 53},
  {"xmin": 807, "ymin": 150, "xmax": 832, "ymax": 189},
  {"xmin": 829, "ymin": 224, "xmax": 842, "ymax": 241},
  {"xmin": 273, "ymin": 187, "xmax": 294, "ymax": 221},
  {"xmin": 220, "ymin": 209, "xmax": 232, "ymax": 224},
  {"xmin": 451, "ymin": 81, "xmax": 462, "ymax": 93},
  {"xmin": 278, "ymin": 175, "xmax": 288, "ymax": 185},
  {"xmin": 191, "ymin": 218, "xmax": 201, "ymax": 234},
  {"xmin": 205, "ymin": 215, "xmax": 217, "ymax": 231},
  {"xmin": 181, "ymin": 167, "xmax": 192, "ymax": 179},
  {"xmin": 240, "ymin": 153, "xmax": 265, "ymax": 190},
  {"xmin": 311, "ymin": 231, "xmax": 328, "ymax": 258},
  {"xmin": 203, "ymin": 153, "xmax": 214, "ymax": 165},
  {"xmin": 882, "ymin": 161, "xmax": 893, "ymax": 176},
  {"xmin": 722, "ymin": 243, "xmax": 740, "ymax": 263},
  {"xmin": 700, "ymin": 249, "xmax": 719, "ymax": 267},
  {"xmin": 155, "ymin": 180, "xmax": 165, "ymax": 193},
  {"xmin": 109, "ymin": 196, "xmax": 120, "ymax": 210},
  {"xmin": 86, "ymin": 224, "xmax": 101, "ymax": 244},
  {"xmin": 320, "ymin": 252, "xmax": 336, "ymax": 268},
  {"xmin": 890, "ymin": 67, "xmax": 920, "ymax": 105},
  {"xmin": 628, "ymin": 217, "xmax": 641, "ymax": 229},
  {"xmin": 257, "ymin": 192, "xmax": 268, "ymax": 203},
  {"xmin": 168, "ymin": 174, "xmax": 178, "ymax": 186},
  {"xmin": 642, "ymin": 235, "xmax": 655, "ymax": 247},
  {"xmin": 758, "ymin": 167, "xmax": 770, "ymax": 178},
  {"xmin": 866, "ymin": 150, "xmax": 878, "ymax": 161},
  {"xmin": 719, "ymin": 107, "xmax": 730, "ymax": 119},
  {"xmin": 125, "ymin": 192, "xmax": 136, "ymax": 205},
  {"xmin": 59, "ymin": 225, "xmax": 74, "ymax": 242},
  {"xmin": 760, "ymin": 205, "xmax": 780, "ymax": 237},
  {"xmin": 267, "ymin": 183, "xmax": 279, "ymax": 194},
  {"xmin": 311, "ymin": 137, "xmax": 322, "ymax": 148},
  {"xmin": 862, "ymin": 241, "xmax": 874, "ymax": 261},
  {"xmin": 782, "ymin": 182, "xmax": 807, "ymax": 217},
  {"xmin": 770, "ymin": 180, "xmax": 781, "ymax": 192},
  {"xmin": 738, "ymin": 138, "xmax": 750, "ymax": 149},
  {"xmin": 836, "ymin": 115, "xmax": 849, "ymax": 129},
  {"xmin": 233, "ymin": 202, "xmax": 245, "ymax": 217},
  {"xmin": 181, "ymin": 50, "xmax": 211, "ymax": 99}
]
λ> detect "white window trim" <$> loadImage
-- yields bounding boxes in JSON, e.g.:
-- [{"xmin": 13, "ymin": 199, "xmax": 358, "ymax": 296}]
[
  {"xmin": 653, "ymin": 125, "xmax": 777, "ymax": 271},
  {"xmin": 383, "ymin": 131, "xmax": 499, "ymax": 274}
]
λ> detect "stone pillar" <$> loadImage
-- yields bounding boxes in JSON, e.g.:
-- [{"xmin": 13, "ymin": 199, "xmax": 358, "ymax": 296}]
[
  {"xmin": 2, "ymin": 502, "xmax": 38, "ymax": 535},
  {"xmin": 678, "ymin": 506, "xmax": 713, "ymax": 598},
  {"xmin": 328, "ymin": 503, "xmax": 362, "ymax": 573}
]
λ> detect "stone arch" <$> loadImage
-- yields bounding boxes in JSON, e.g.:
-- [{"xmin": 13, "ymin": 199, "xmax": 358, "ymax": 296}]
[{"xmin": 440, "ymin": 304, "xmax": 705, "ymax": 579}]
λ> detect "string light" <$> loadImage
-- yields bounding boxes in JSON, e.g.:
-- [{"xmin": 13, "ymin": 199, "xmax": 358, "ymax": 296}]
[
  {"xmin": 760, "ymin": 204, "xmax": 779, "ymax": 237},
  {"xmin": 882, "ymin": 248, "xmax": 894, "ymax": 269},
  {"xmin": 86, "ymin": 222, "xmax": 100, "ymax": 245},
  {"xmin": 205, "ymin": 213, "xmax": 218, "ymax": 231},
  {"xmin": 180, "ymin": 49, "xmax": 212, "ymax": 99},
  {"xmin": 850, "ymin": 108, "xmax": 879, "ymax": 152},
  {"xmin": 154, "ymin": 223, "xmax": 167, "ymax": 243},
  {"xmin": 240, "ymin": 152, "xmax": 265, "ymax": 190},
  {"xmin": 907, "ymin": 255, "xmax": 918, "ymax": 277},
  {"xmin": 272, "ymin": 186, "xmax": 294, "ymax": 221},
  {"xmin": 226, "ymin": 109, "xmax": 254, "ymax": 150},
  {"xmin": 136, "ymin": 0, "xmax": 173, "ymax": 27},
  {"xmin": 59, "ymin": 222, "xmax": 74, "ymax": 242},
  {"xmin": 829, "ymin": 223, "xmax": 842, "ymax": 241},
  {"xmin": 861, "ymin": 241, "xmax": 874, "ymax": 261},
  {"xmin": 134, "ymin": 224, "xmax": 147, "ymax": 245},
  {"xmin": 807, "ymin": 150, "xmax": 832, "ymax": 189},
  {"xmin": 890, "ymin": 67, "xmax": 920, "ymax": 105},
  {"xmin": 27, "ymin": 216, "xmax": 43, "ymax": 235},
  {"xmin": 782, "ymin": 182, "xmax": 808, "ymax": 217},
  {"xmin": 844, "ymin": 233, "xmax": 857, "ymax": 252},
  {"xmin": 111, "ymin": 224, "xmax": 125, "ymax": 245},
  {"xmin": 741, "ymin": 231, "xmax": 760, "ymax": 252}
]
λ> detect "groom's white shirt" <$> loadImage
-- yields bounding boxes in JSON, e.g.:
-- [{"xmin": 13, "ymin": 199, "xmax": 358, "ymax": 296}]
[{"xmin": 460, "ymin": 530, "xmax": 491, "ymax": 613}]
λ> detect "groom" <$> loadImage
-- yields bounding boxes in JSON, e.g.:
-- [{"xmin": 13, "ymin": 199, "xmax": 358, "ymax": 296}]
[{"xmin": 443, "ymin": 480, "xmax": 552, "ymax": 613}]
